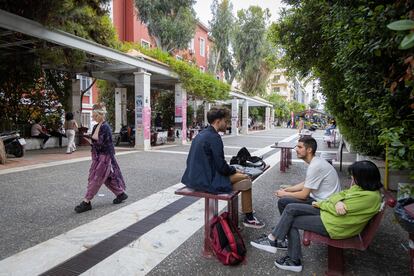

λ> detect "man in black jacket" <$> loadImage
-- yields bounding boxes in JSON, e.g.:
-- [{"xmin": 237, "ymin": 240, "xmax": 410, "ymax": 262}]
[{"xmin": 181, "ymin": 108, "xmax": 264, "ymax": 228}]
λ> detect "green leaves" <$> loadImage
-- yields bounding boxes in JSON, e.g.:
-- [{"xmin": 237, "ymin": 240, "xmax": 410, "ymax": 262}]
[
  {"xmin": 134, "ymin": 0, "xmax": 196, "ymax": 52},
  {"xmin": 122, "ymin": 43, "xmax": 230, "ymax": 101},
  {"xmin": 387, "ymin": 19, "xmax": 414, "ymax": 50},
  {"xmin": 400, "ymin": 32, "xmax": 414, "ymax": 50},
  {"xmin": 271, "ymin": 0, "xmax": 414, "ymax": 172},
  {"xmin": 387, "ymin": 20, "xmax": 414, "ymax": 31}
]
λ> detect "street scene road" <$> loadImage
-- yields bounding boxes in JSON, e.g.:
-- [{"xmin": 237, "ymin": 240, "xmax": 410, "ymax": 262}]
[{"xmin": 0, "ymin": 128, "xmax": 408, "ymax": 275}]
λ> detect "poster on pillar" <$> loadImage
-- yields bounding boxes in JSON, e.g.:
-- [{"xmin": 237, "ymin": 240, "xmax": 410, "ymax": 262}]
[
  {"xmin": 231, "ymin": 102, "xmax": 238, "ymax": 122},
  {"xmin": 143, "ymin": 107, "xmax": 151, "ymax": 140},
  {"xmin": 175, "ymin": 91, "xmax": 182, "ymax": 123},
  {"xmin": 136, "ymin": 95, "xmax": 143, "ymax": 124},
  {"xmin": 182, "ymin": 98, "xmax": 187, "ymax": 142}
]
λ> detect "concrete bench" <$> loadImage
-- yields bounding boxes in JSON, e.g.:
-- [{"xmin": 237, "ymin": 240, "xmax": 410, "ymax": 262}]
[
  {"xmin": 25, "ymin": 137, "xmax": 69, "ymax": 150},
  {"xmin": 175, "ymin": 164, "xmax": 270, "ymax": 257},
  {"xmin": 302, "ymin": 190, "xmax": 396, "ymax": 276}
]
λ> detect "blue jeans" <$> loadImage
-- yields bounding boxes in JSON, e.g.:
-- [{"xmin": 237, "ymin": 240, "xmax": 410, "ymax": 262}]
[{"xmin": 272, "ymin": 203, "xmax": 329, "ymax": 262}]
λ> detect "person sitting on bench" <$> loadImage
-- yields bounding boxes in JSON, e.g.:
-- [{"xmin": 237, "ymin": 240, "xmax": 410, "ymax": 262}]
[
  {"xmin": 276, "ymin": 137, "xmax": 341, "ymax": 214},
  {"xmin": 250, "ymin": 160, "xmax": 383, "ymax": 273},
  {"xmin": 31, "ymin": 119, "xmax": 50, "ymax": 149},
  {"xmin": 181, "ymin": 107, "xmax": 265, "ymax": 229}
]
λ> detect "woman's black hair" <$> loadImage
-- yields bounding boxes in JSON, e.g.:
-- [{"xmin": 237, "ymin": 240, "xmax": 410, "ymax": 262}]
[
  {"xmin": 348, "ymin": 160, "xmax": 383, "ymax": 191},
  {"xmin": 65, "ymin": 112, "xmax": 74, "ymax": 121}
]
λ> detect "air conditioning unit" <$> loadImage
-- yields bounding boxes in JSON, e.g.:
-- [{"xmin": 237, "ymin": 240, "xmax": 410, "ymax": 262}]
[{"xmin": 189, "ymin": 49, "xmax": 195, "ymax": 54}]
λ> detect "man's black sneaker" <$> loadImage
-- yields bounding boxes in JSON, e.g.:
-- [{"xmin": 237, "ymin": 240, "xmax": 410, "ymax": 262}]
[
  {"xmin": 74, "ymin": 201, "xmax": 92, "ymax": 213},
  {"xmin": 243, "ymin": 216, "xmax": 265, "ymax": 229},
  {"xmin": 113, "ymin": 193, "xmax": 128, "ymax": 204},
  {"xmin": 274, "ymin": 255, "xmax": 303, "ymax": 273}
]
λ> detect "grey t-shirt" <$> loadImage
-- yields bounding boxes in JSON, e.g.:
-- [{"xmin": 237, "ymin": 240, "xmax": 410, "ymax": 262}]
[{"xmin": 304, "ymin": 156, "xmax": 341, "ymax": 201}]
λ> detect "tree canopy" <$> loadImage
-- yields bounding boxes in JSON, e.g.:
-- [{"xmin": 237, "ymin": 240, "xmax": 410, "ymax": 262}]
[
  {"xmin": 134, "ymin": 0, "xmax": 197, "ymax": 53},
  {"xmin": 269, "ymin": 0, "xmax": 414, "ymax": 174},
  {"xmin": 0, "ymin": 0, "xmax": 119, "ymax": 130},
  {"xmin": 209, "ymin": 0, "xmax": 235, "ymax": 80}
]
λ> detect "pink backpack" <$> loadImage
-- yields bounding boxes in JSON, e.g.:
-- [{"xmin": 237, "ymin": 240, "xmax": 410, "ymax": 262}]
[{"xmin": 209, "ymin": 212, "xmax": 246, "ymax": 265}]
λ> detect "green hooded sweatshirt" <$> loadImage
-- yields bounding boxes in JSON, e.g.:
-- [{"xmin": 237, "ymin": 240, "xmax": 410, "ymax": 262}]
[{"xmin": 319, "ymin": 185, "xmax": 382, "ymax": 239}]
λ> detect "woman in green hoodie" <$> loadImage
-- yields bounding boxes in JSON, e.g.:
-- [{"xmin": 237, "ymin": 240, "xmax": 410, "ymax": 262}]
[{"xmin": 250, "ymin": 160, "xmax": 383, "ymax": 273}]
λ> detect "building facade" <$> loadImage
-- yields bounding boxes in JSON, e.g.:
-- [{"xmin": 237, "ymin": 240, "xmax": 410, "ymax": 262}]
[{"xmin": 80, "ymin": 0, "xmax": 214, "ymax": 131}]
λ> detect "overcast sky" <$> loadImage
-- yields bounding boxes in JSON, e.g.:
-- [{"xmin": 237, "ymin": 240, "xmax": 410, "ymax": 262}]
[{"xmin": 193, "ymin": 0, "xmax": 287, "ymax": 26}]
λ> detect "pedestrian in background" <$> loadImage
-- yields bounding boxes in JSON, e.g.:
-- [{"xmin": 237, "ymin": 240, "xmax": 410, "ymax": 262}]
[
  {"xmin": 31, "ymin": 119, "xmax": 50, "ymax": 149},
  {"xmin": 74, "ymin": 103, "xmax": 128, "ymax": 213},
  {"xmin": 64, "ymin": 112, "xmax": 78, "ymax": 154}
]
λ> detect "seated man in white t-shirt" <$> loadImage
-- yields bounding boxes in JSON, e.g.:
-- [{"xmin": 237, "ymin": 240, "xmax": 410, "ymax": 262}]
[
  {"xmin": 250, "ymin": 136, "xmax": 341, "ymax": 252},
  {"xmin": 275, "ymin": 136, "xmax": 341, "ymax": 215}
]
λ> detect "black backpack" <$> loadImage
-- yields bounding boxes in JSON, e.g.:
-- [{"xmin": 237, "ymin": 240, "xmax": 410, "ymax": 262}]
[{"xmin": 230, "ymin": 147, "xmax": 266, "ymax": 169}]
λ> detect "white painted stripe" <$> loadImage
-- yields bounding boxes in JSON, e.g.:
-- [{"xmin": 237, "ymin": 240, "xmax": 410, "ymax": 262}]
[
  {"xmin": 238, "ymin": 135, "xmax": 292, "ymax": 139},
  {"xmin": 81, "ymin": 148, "xmax": 283, "ymax": 275},
  {"xmin": 0, "ymin": 183, "xmax": 186, "ymax": 276},
  {"xmin": 224, "ymin": 146, "xmax": 260, "ymax": 150},
  {"xmin": 0, "ymin": 150, "xmax": 140, "ymax": 176},
  {"xmin": 291, "ymin": 159, "xmax": 353, "ymax": 166}
]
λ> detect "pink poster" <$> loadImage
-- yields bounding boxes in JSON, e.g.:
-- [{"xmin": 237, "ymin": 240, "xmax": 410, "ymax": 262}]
[{"xmin": 143, "ymin": 107, "xmax": 151, "ymax": 139}]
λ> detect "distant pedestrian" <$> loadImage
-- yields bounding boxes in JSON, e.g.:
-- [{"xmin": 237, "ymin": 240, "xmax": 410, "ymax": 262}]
[
  {"xmin": 64, "ymin": 112, "xmax": 78, "ymax": 154},
  {"xmin": 298, "ymin": 117, "xmax": 305, "ymax": 134},
  {"xmin": 75, "ymin": 103, "xmax": 128, "ymax": 213},
  {"xmin": 31, "ymin": 119, "xmax": 50, "ymax": 149}
]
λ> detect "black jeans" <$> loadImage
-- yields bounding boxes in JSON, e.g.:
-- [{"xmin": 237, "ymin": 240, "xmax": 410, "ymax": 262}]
[
  {"xmin": 272, "ymin": 203, "xmax": 329, "ymax": 262},
  {"xmin": 278, "ymin": 196, "xmax": 315, "ymax": 215},
  {"xmin": 32, "ymin": 133, "xmax": 50, "ymax": 145}
]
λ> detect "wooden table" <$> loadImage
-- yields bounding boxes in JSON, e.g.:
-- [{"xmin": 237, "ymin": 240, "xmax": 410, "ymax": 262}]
[{"xmin": 271, "ymin": 142, "xmax": 296, "ymax": 172}]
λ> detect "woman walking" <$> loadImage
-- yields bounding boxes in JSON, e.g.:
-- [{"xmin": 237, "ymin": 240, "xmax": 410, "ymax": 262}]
[
  {"xmin": 75, "ymin": 103, "xmax": 128, "ymax": 213},
  {"xmin": 64, "ymin": 112, "xmax": 78, "ymax": 154}
]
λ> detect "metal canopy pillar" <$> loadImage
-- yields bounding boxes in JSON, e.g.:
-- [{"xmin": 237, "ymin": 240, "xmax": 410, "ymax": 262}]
[
  {"xmin": 241, "ymin": 100, "xmax": 249, "ymax": 135},
  {"xmin": 231, "ymin": 98, "xmax": 239, "ymax": 136},
  {"xmin": 265, "ymin": 107, "xmax": 271, "ymax": 130},
  {"xmin": 114, "ymin": 87, "xmax": 127, "ymax": 133},
  {"xmin": 69, "ymin": 79, "xmax": 81, "ymax": 126},
  {"xmin": 134, "ymin": 71, "xmax": 151, "ymax": 150},
  {"xmin": 204, "ymin": 102, "xmax": 211, "ymax": 127}
]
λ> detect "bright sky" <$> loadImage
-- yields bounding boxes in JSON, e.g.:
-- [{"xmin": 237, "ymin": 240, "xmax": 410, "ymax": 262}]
[{"xmin": 194, "ymin": 0, "xmax": 287, "ymax": 26}]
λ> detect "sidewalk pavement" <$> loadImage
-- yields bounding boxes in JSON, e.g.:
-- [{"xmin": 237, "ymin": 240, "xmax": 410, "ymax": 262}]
[{"xmin": 0, "ymin": 145, "xmax": 136, "ymax": 171}]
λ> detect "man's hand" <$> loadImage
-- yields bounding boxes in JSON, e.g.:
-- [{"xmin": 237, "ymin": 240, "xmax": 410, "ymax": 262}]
[
  {"xmin": 275, "ymin": 189, "xmax": 289, "ymax": 198},
  {"xmin": 312, "ymin": 201, "xmax": 320, "ymax": 208},
  {"xmin": 335, "ymin": 201, "xmax": 347, "ymax": 215}
]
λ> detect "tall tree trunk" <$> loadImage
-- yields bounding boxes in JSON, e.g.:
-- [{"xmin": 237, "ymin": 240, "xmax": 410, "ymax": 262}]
[{"xmin": 213, "ymin": 49, "xmax": 221, "ymax": 75}]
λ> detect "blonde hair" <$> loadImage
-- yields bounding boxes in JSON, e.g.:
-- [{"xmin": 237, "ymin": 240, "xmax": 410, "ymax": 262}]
[{"xmin": 92, "ymin": 103, "xmax": 107, "ymax": 120}]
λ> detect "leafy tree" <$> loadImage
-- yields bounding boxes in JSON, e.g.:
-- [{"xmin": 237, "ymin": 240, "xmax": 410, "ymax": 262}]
[
  {"xmin": 134, "ymin": 0, "xmax": 197, "ymax": 53},
  {"xmin": 0, "ymin": 1, "xmax": 119, "ymax": 131},
  {"xmin": 269, "ymin": 0, "xmax": 413, "ymax": 175},
  {"xmin": 209, "ymin": 0, "xmax": 235, "ymax": 80},
  {"xmin": 121, "ymin": 43, "xmax": 230, "ymax": 100},
  {"xmin": 231, "ymin": 6, "xmax": 272, "ymax": 95},
  {"xmin": 309, "ymin": 99, "xmax": 319, "ymax": 109}
]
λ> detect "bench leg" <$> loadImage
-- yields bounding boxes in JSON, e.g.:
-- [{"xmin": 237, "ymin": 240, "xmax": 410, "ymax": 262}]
[
  {"xmin": 326, "ymin": 246, "xmax": 344, "ymax": 276},
  {"xmin": 287, "ymin": 148, "xmax": 292, "ymax": 166},
  {"xmin": 203, "ymin": 198, "xmax": 218, "ymax": 258},
  {"xmin": 228, "ymin": 196, "xmax": 239, "ymax": 229},
  {"xmin": 280, "ymin": 148, "xmax": 286, "ymax": 172}
]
